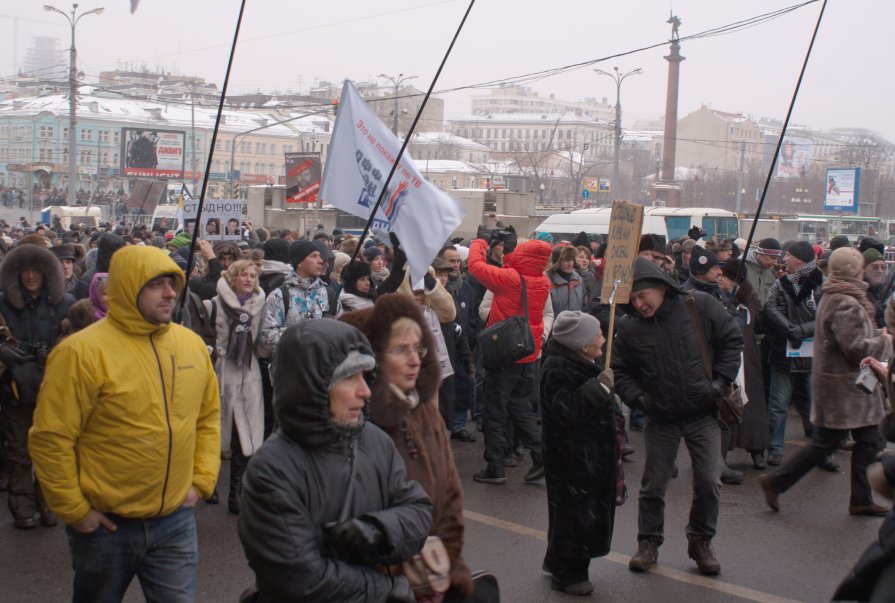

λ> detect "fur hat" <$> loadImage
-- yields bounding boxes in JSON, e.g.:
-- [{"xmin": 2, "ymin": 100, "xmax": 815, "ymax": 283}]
[
  {"xmin": 788, "ymin": 240, "xmax": 816, "ymax": 264},
  {"xmin": 59, "ymin": 298, "xmax": 96, "ymax": 338},
  {"xmin": 0, "ymin": 243, "xmax": 66, "ymax": 309},
  {"xmin": 552, "ymin": 311, "xmax": 600, "ymax": 350},
  {"xmin": 720, "ymin": 258, "xmax": 747, "ymax": 283},
  {"xmin": 829, "ymin": 247, "xmax": 864, "ymax": 279}
]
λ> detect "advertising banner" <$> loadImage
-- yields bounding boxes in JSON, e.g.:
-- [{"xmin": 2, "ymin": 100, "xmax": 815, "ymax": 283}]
[
  {"xmin": 121, "ymin": 128, "xmax": 186, "ymax": 178},
  {"xmin": 285, "ymin": 152, "xmax": 322, "ymax": 203},
  {"xmin": 824, "ymin": 167, "xmax": 860, "ymax": 213},
  {"xmin": 181, "ymin": 198, "xmax": 245, "ymax": 241},
  {"xmin": 776, "ymin": 136, "xmax": 814, "ymax": 179}
]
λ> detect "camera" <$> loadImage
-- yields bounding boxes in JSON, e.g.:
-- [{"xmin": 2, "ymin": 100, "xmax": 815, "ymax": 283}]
[{"xmin": 855, "ymin": 364, "xmax": 879, "ymax": 395}]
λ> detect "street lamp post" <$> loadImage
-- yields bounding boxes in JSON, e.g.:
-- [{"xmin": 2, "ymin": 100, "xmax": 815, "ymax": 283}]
[
  {"xmin": 594, "ymin": 66, "xmax": 642, "ymax": 202},
  {"xmin": 44, "ymin": 3, "xmax": 104, "ymax": 206},
  {"xmin": 377, "ymin": 73, "xmax": 416, "ymax": 136}
]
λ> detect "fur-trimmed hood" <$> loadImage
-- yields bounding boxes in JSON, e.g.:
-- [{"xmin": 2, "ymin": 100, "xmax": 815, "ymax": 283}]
[
  {"xmin": 339, "ymin": 294, "xmax": 441, "ymax": 428},
  {"xmin": 0, "ymin": 243, "xmax": 66, "ymax": 309}
]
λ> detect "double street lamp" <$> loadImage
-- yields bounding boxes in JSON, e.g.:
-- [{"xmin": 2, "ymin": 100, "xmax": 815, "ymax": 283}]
[
  {"xmin": 44, "ymin": 3, "xmax": 104, "ymax": 206},
  {"xmin": 594, "ymin": 66, "xmax": 642, "ymax": 202},
  {"xmin": 378, "ymin": 73, "xmax": 416, "ymax": 136}
]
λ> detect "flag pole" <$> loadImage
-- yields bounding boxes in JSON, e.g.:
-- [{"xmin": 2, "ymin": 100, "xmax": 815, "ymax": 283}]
[
  {"xmin": 179, "ymin": 0, "xmax": 249, "ymax": 313},
  {"xmin": 604, "ymin": 279, "xmax": 621, "ymax": 368},
  {"xmin": 345, "ymin": 0, "xmax": 477, "ymax": 275},
  {"xmin": 730, "ymin": 0, "xmax": 827, "ymax": 302}
]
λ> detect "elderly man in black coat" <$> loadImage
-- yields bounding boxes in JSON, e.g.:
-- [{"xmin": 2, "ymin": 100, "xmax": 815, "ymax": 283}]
[{"xmin": 613, "ymin": 258, "xmax": 743, "ymax": 576}]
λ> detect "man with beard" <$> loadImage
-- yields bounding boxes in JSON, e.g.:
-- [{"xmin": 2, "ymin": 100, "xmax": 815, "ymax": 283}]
[{"xmin": 862, "ymin": 247, "xmax": 888, "ymax": 328}]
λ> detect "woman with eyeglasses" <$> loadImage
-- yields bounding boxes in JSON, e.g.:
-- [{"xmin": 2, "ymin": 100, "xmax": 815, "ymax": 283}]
[{"xmin": 340, "ymin": 294, "xmax": 473, "ymax": 600}]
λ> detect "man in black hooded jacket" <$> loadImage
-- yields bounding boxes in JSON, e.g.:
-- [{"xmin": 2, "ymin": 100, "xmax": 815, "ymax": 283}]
[
  {"xmin": 613, "ymin": 258, "xmax": 742, "ymax": 576},
  {"xmin": 238, "ymin": 319, "xmax": 432, "ymax": 602}
]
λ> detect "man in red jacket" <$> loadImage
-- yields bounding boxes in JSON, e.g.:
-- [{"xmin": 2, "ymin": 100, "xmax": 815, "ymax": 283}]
[{"xmin": 468, "ymin": 230, "xmax": 552, "ymax": 484}]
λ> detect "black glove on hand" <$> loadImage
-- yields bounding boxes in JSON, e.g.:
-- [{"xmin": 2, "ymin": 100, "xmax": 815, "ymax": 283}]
[
  {"xmin": 786, "ymin": 325, "xmax": 804, "ymax": 348},
  {"xmin": 711, "ymin": 378, "xmax": 729, "ymax": 399},
  {"xmin": 688, "ymin": 225, "xmax": 705, "ymax": 241},
  {"xmin": 389, "ymin": 232, "xmax": 407, "ymax": 272},
  {"xmin": 423, "ymin": 273, "xmax": 437, "ymax": 292},
  {"xmin": 386, "ymin": 575, "xmax": 416, "ymax": 603},
  {"xmin": 0, "ymin": 343, "xmax": 25, "ymax": 366},
  {"xmin": 324, "ymin": 518, "xmax": 385, "ymax": 565}
]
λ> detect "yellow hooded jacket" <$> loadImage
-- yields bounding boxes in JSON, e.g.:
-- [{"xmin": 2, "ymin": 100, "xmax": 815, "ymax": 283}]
[{"xmin": 29, "ymin": 245, "xmax": 221, "ymax": 525}]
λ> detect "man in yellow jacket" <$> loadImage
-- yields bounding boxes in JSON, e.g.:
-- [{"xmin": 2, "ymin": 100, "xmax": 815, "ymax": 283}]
[{"xmin": 29, "ymin": 245, "xmax": 221, "ymax": 602}]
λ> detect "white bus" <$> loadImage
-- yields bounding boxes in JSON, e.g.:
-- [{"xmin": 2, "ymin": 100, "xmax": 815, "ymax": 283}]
[{"xmin": 535, "ymin": 206, "xmax": 738, "ymax": 242}]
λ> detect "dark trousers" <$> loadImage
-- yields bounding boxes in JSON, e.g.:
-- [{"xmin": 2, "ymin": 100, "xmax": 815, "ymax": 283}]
[
  {"xmin": 482, "ymin": 361, "xmax": 542, "ymax": 474},
  {"xmin": 769, "ymin": 425, "xmax": 883, "ymax": 506},
  {"xmin": 229, "ymin": 427, "xmax": 248, "ymax": 508},
  {"xmin": 638, "ymin": 415, "xmax": 721, "ymax": 544},
  {"xmin": 543, "ymin": 549, "xmax": 589, "ymax": 586},
  {"xmin": 1, "ymin": 402, "xmax": 38, "ymax": 520}
]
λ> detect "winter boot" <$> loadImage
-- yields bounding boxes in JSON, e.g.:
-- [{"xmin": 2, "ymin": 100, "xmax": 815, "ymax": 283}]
[
  {"xmin": 628, "ymin": 538, "xmax": 659, "ymax": 572},
  {"xmin": 687, "ymin": 536, "xmax": 721, "ymax": 575}
]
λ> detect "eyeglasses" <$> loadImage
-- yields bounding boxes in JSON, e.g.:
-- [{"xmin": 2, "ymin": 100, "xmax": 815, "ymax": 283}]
[{"xmin": 386, "ymin": 345, "xmax": 428, "ymax": 359}]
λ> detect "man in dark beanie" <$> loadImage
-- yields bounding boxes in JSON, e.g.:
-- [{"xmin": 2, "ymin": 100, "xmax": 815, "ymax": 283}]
[
  {"xmin": 257, "ymin": 240, "xmax": 339, "ymax": 358},
  {"xmin": 79, "ymin": 234, "xmax": 125, "ymax": 285},
  {"xmin": 614, "ymin": 257, "xmax": 742, "ymax": 576},
  {"xmin": 829, "ymin": 235, "xmax": 851, "ymax": 251},
  {"xmin": 863, "ymin": 248, "xmax": 887, "ymax": 328},
  {"xmin": 762, "ymin": 239, "xmax": 830, "ymax": 469},
  {"xmin": 682, "ymin": 246, "xmax": 725, "ymax": 305}
]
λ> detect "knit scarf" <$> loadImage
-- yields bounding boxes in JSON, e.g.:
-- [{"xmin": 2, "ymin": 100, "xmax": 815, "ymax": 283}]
[
  {"xmin": 822, "ymin": 277, "xmax": 877, "ymax": 322},
  {"xmin": 221, "ymin": 300, "xmax": 254, "ymax": 369},
  {"xmin": 786, "ymin": 259, "xmax": 817, "ymax": 296}
]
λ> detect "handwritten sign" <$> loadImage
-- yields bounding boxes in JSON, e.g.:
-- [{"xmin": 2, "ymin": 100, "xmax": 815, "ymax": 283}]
[{"xmin": 599, "ymin": 200, "xmax": 644, "ymax": 304}]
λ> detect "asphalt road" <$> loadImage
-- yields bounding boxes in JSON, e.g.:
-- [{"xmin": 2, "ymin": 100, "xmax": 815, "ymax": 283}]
[{"xmin": 0, "ymin": 409, "xmax": 886, "ymax": 602}]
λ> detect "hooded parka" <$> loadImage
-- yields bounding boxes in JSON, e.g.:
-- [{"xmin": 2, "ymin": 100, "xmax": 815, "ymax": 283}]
[
  {"xmin": 238, "ymin": 319, "xmax": 433, "ymax": 602},
  {"xmin": 29, "ymin": 246, "xmax": 221, "ymax": 525}
]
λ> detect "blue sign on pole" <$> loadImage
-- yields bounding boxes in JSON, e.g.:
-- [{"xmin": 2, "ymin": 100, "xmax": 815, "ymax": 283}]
[{"xmin": 582, "ymin": 189, "xmax": 590, "ymax": 199}]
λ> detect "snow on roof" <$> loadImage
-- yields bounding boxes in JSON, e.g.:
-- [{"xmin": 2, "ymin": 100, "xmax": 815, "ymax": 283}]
[
  {"xmin": 450, "ymin": 112, "xmax": 606, "ymax": 125},
  {"xmin": 0, "ymin": 92, "xmax": 331, "ymax": 137},
  {"xmin": 409, "ymin": 131, "xmax": 489, "ymax": 151},
  {"xmin": 710, "ymin": 109, "xmax": 748, "ymax": 123},
  {"xmin": 413, "ymin": 160, "xmax": 482, "ymax": 174}
]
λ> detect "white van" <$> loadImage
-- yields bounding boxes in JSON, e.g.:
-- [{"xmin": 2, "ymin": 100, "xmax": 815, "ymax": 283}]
[
  {"xmin": 535, "ymin": 206, "xmax": 739, "ymax": 242},
  {"xmin": 41, "ymin": 206, "xmax": 103, "ymax": 230}
]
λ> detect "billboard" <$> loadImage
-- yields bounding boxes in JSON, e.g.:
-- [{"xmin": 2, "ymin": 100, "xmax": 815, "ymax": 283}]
[
  {"xmin": 824, "ymin": 167, "xmax": 860, "ymax": 213},
  {"xmin": 121, "ymin": 128, "xmax": 186, "ymax": 178},
  {"xmin": 775, "ymin": 136, "xmax": 813, "ymax": 178},
  {"xmin": 285, "ymin": 152, "xmax": 321, "ymax": 203},
  {"xmin": 181, "ymin": 198, "xmax": 245, "ymax": 241}
]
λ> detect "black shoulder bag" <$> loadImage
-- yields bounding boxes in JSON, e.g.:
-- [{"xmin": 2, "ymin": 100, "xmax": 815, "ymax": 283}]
[{"xmin": 476, "ymin": 275, "xmax": 535, "ymax": 371}]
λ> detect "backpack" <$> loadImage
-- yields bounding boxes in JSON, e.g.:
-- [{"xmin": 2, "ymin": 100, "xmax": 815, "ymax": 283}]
[{"xmin": 191, "ymin": 293, "xmax": 217, "ymax": 360}]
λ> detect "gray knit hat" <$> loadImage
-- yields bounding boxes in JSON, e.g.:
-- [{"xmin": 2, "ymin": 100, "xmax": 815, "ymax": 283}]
[
  {"xmin": 552, "ymin": 311, "xmax": 600, "ymax": 351},
  {"xmin": 329, "ymin": 350, "xmax": 376, "ymax": 390}
]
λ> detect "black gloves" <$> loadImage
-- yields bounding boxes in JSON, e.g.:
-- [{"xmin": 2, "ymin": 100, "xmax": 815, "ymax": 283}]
[
  {"xmin": 711, "ymin": 378, "xmax": 730, "ymax": 399},
  {"xmin": 423, "ymin": 273, "xmax": 437, "ymax": 292},
  {"xmin": 0, "ymin": 343, "xmax": 25, "ymax": 366},
  {"xmin": 389, "ymin": 232, "xmax": 407, "ymax": 274},
  {"xmin": 324, "ymin": 518, "xmax": 386, "ymax": 566},
  {"xmin": 386, "ymin": 575, "xmax": 415, "ymax": 603}
]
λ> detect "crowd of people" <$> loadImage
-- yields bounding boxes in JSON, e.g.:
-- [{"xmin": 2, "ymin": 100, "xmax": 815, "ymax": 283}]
[{"xmin": 1, "ymin": 213, "xmax": 895, "ymax": 601}]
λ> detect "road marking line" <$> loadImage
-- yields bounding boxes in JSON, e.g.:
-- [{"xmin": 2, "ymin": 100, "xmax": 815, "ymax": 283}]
[{"xmin": 463, "ymin": 509, "xmax": 805, "ymax": 603}]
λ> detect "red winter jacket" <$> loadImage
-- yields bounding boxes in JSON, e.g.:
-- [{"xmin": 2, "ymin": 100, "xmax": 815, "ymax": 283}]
[{"xmin": 468, "ymin": 238, "xmax": 551, "ymax": 363}]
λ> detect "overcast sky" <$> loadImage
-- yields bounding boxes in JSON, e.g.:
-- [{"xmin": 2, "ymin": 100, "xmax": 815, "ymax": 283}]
[{"xmin": 4, "ymin": 0, "xmax": 894, "ymax": 140}]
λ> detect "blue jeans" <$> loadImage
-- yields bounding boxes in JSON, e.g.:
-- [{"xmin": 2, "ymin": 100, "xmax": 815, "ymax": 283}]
[
  {"xmin": 767, "ymin": 367, "xmax": 812, "ymax": 457},
  {"xmin": 66, "ymin": 506, "xmax": 198, "ymax": 603},
  {"xmin": 638, "ymin": 415, "xmax": 721, "ymax": 544}
]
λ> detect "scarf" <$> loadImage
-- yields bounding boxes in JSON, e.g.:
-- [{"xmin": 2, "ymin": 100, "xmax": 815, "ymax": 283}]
[
  {"xmin": 220, "ymin": 299, "xmax": 255, "ymax": 369},
  {"xmin": 822, "ymin": 277, "xmax": 877, "ymax": 322},
  {"xmin": 786, "ymin": 259, "xmax": 817, "ymax": 296}
]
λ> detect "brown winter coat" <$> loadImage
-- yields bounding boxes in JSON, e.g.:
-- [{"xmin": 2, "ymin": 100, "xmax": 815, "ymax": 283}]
[
  {"xmin": 811, "ymin": 279, "xmax": 892, "ymax": 430},
  {"xmin": 339, "ymin": 295, "xmax": 473, "ymax": 597}
]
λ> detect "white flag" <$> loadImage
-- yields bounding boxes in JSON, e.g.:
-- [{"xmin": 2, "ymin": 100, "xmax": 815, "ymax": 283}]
[{"xmin": 320, "ymin": 80, "xmax": 466, "ymax": 287}]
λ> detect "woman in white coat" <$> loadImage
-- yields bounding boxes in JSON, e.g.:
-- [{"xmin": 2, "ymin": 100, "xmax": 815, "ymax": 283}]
[{"xmin": 207, "ymin": 258, "xmax": 266, "ymax": 514}]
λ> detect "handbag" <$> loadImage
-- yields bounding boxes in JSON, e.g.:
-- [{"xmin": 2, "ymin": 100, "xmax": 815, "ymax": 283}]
[
  {"xmin": 684, "ymin": 295, "xmax": 744, "ymax": 428},
  {"xmin": 476, "ymin": 276, "xmax": 535, "ymax": 370}
]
